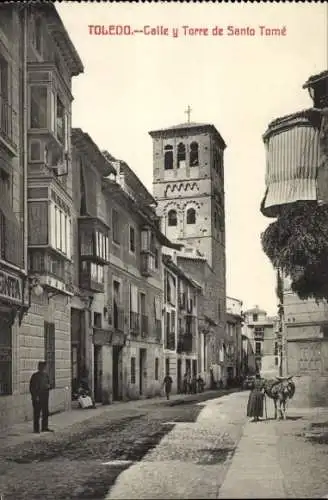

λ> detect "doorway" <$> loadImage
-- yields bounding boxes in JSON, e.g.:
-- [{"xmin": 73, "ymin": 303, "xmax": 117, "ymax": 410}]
[
  {"xmin": 139, "ymin": 348, "xmax": 147, "ymax": 395},
  {"xmin": 112, "ymin": 345, "xmax": 122, "ymax": 401},
  {"xmin": 177, "ymin": 358, "xmax": 182, "ymax": 393},
  {"xmin": 192, "ymin": 359, "xmax": 197, "ymax": 377},
  {"xmin": 165, "ymin": 357, "xmax": 170, "ymax": 376},
  {"xmin": 71, "ymin": 308, "xmax": 85, "ymax": 398},
  {"xmin": 94, "ymin": 345, "xmax": 102, "ymax": 403}
]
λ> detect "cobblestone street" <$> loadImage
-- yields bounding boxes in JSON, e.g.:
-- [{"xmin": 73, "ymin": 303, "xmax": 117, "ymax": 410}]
[
  {"xmin": 1, "ymin": 391, "xmax": 328, "ymax": 499},
  {"xmin": 0, "ymin": 391, "xmax": 230, "ymax": 500}
]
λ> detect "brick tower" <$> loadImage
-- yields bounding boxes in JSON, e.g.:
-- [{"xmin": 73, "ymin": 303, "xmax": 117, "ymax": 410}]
[{"xmin": 149, "ymin": 117, "xmax": 227, "ymax": 380}]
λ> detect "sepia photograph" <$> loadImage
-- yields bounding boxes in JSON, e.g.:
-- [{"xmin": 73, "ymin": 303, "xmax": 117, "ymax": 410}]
[{"xmin": 0, "ymin": 1, "xmax": 327, "ymax": 498}]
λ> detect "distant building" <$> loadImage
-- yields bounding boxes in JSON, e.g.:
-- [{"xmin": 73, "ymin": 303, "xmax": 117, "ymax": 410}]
[
  {"xmin": 226, "ymin": 297, "xmax": 243, "ymax": 381},
  {"xmin": 162, "ymin": 248, "xmax": 202, "ymax": 393},
  {"xmin": 242, "ymin": 306, "xmax": 279, "ymax": 378}
]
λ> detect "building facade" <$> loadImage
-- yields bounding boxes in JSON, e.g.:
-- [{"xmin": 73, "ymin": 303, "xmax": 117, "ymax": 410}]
[
  {"xmin": 283, "ymin": 273, "xmax": 328, "ymax": 406},
  {"xmin": 162, "ymin": 249, "xmax": 202, "ymax": 393},
  {"xmin": 150, "ymin": 122, "xmax": 227, "ymax": 385},
  {"xmin": 242, "ymin": 306, "xmax": 279, "ymax": 378},
  {"xmin": 71, "ymin": 128, "xmax": 114, "ymax": 403},
  {"xmin": 226, "ymin": 296, "xmax": 243, "ymax": 382},
  {"xmin": 0, "ymin": 4, "xmax": 84, "ymax": 428},
  {"xmin": 101, "ymin": 154, "xmax": 180, "ymax": 401}
]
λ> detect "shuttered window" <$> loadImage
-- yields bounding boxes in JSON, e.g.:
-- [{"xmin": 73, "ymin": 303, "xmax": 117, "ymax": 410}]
[
  {"xmin": 0, "ymin": 316, "xmax": 12, "ymax": 395},
  {"xmin": 155, "ymin": 357, "xmax": 159, "ymax": 381},
  {"xmin": 44, "ymin": 321, "xmax": 55, "ymax": 389},
  {"xmin": 131, "ymin": 357, "xmax": 136, "ymax": 384}
]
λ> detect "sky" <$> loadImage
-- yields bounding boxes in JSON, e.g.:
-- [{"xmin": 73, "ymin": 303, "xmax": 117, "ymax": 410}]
[{"xmin": 57, "ymin": 2, "xmax": 327, "ymax": 316}]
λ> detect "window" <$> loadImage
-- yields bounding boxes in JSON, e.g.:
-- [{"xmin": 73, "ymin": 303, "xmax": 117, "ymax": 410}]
[
  {"xmin": 129, "ymin": 226, "xmax": 135, "ymax": 253},
  {"xmin": 171, "ymin": 310, "xmax": 176, "ymax": 333},
  {"xmin": 154, "ymin": 248, "xmax": 159, "ymax": 269},
  {"xmin": 0, "ymin": 7, "xmax": 13, "ymax": 39},
  {"xmin": 112, "ymin": 209, "xmax": 120, "ymax": 244},
  {"xmin": 252, "ymin": 313, "xmax": 258, "ymax": 322},
  {"xmin": 44, "ymin": 321, "xmax": 55, "ymax": 389},
  {"xmin": 56, "ymin": 96, "xmax": 65, "ymax": 144},
  {"xmin": 186, "ymin": 208, "xmax": 196, "ymax": 225},
  {"xmin": 0, "ymin": 55, "xmax": 9, "ymax": 101},
  {"xmin": 213, "ymin": 148, "xmax": 222, "ymax": 173},
  {"xmin": 95, "ymin": 230, "xmax": 109, "ymax": 261},
  {"xmin": 190, "ymin": 142, "xmax": 199, "ymax": 166},
  {"xmin": 32, "ymin": 15, "xmax": 42, "ymax": 53},
  {"xmin": 0, "ymin": 55, "xmax": 10, "ymax": 137},
  {"xmin": 164, "ymin": 145, "xmax": 173, "ymax": 170},
  {"xmin": 177, "ymin": 143, "xmax": 186, "ymax": 168},
  {"xmin": 168, "ymin": 209, "xmax": 177, "ymax": 227},
  {"xmin": 0, "ymin": 168, "xmax": 10, "ymax": 194},
  {"xmin": 30, "ymin": 86, "xmax": 47, "ymax": 129},
  {"xmin": 94, "ymin": 312, "xmax": 102, "ymax": 328},
  {"xmin": 275, "ymin": 357, "xmax": 279, "ymax": 366},
  {"xmin": 255, "ymin": 342, "xmax": 261, "ymax": 356},
  {"xmin": 131, "ymin": 357, "xmax": 136, "ymax": 384},
  {"xmin": 50, "ymin": 202, "xmax": 71, "ymax": 257},
  {"xmin": 91, "ymin": 263, "xmax": 104, "ymax": 284},
  {"xmin": 0, "ymin": 316, "xmax": 12, "ymax": 396},
  {"xmin": 155, "ymin": 357, "xmax": 159, "ymax": 381}
]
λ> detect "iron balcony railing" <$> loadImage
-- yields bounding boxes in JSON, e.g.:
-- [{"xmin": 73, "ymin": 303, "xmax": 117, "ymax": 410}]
[
  {"xmin": 0, "ymin": 94, "xmax": 15, "ymax": 147},
  {"xmin": 130, "ymin": 311, "xmax": 140, "ymax": 335},
  {"xmin": 166, "ymin": 331, "xmax": 175, "ymax": 350}
]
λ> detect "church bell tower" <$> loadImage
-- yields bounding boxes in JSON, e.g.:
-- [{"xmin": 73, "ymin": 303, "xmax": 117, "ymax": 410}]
[{"xmin": 149, "ymin": 114, "xmax": 226, "ymax": 275}]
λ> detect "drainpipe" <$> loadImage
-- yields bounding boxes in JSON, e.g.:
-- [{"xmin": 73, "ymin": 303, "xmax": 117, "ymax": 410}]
[{"xmin": 23, "ymin": 6, "xmax": 28, "ymax": 278}]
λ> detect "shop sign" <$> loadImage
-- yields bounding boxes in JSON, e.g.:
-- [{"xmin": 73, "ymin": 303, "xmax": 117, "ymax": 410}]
[{"xmin": 0, "ymin": 270, "xmax": 22, "ymax": 304}]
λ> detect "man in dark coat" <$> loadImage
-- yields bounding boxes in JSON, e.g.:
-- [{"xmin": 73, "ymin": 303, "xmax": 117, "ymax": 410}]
[
  {"xmin": 163, "ymin": 374, "xmax": 173, "ymax": 400},
  {"xmin": 29, "ymin": 361, "xmax": 53, "ymax": 433}
]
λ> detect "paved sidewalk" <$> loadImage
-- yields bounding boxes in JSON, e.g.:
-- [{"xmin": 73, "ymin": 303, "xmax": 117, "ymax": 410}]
[
  {"xmin": 219, "ymin": 418, "xmax": 286, "ymax": 498},
  {"xmin": 0, "ymin": 390, "xmax": 227, "ymax": 450},
  {"xmin": 219, "ymin": 399, "xmax": 328, "ymax": 499}
]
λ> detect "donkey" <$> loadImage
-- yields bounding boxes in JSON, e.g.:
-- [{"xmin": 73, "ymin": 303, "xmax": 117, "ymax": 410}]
[{"xmin": 263, "ymin": 376, "xmax": 296, "ymax": 420}]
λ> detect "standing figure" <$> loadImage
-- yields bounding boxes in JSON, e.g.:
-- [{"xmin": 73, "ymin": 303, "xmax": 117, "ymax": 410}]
[
  {"xmin": 29, "ymin": 361, "xmax": 53, "ymax": 433},
  {"xmin": 246, "ymin": 373, "xmax": 265, "ymax": 422},
  {"xmin": 163, "ymin": 374, "xmax": 173, "ymax": 400}
]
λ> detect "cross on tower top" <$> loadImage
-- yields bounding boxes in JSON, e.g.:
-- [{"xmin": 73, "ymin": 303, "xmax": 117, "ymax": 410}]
[{"xmin": 184, "ymin": 105, "xmax": 192, "ymax": 123}]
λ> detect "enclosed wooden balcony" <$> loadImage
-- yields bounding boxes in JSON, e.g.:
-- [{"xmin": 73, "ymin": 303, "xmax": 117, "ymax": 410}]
[
  {"xmin": 140, "ymin": 226, "xmax": 157, "ymax": 277},
  {"xmin": 80, "ymin": 261, "xmax": 104, "ymax": 293},
  {"xmin": 29, "ymin": 248, "xmax": 74, "ymax": 296},
  {"xmin": 78, "ymin": 216, "xmax": 110, "ymax": 265}
]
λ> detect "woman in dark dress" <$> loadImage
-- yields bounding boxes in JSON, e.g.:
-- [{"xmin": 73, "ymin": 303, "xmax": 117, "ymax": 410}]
[{"xmin": 247, "ymin": 373, "xmax": 265, "ymax": 422}]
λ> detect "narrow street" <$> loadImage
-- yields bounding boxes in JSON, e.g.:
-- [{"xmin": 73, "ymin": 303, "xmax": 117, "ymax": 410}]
[
  {"xmin": 0, "ymin": 391, "xmax": 235, "ymax": 500},
  {"xmin": 1, "ymin": 390, "xmax": 328, "ymax": 499}
]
